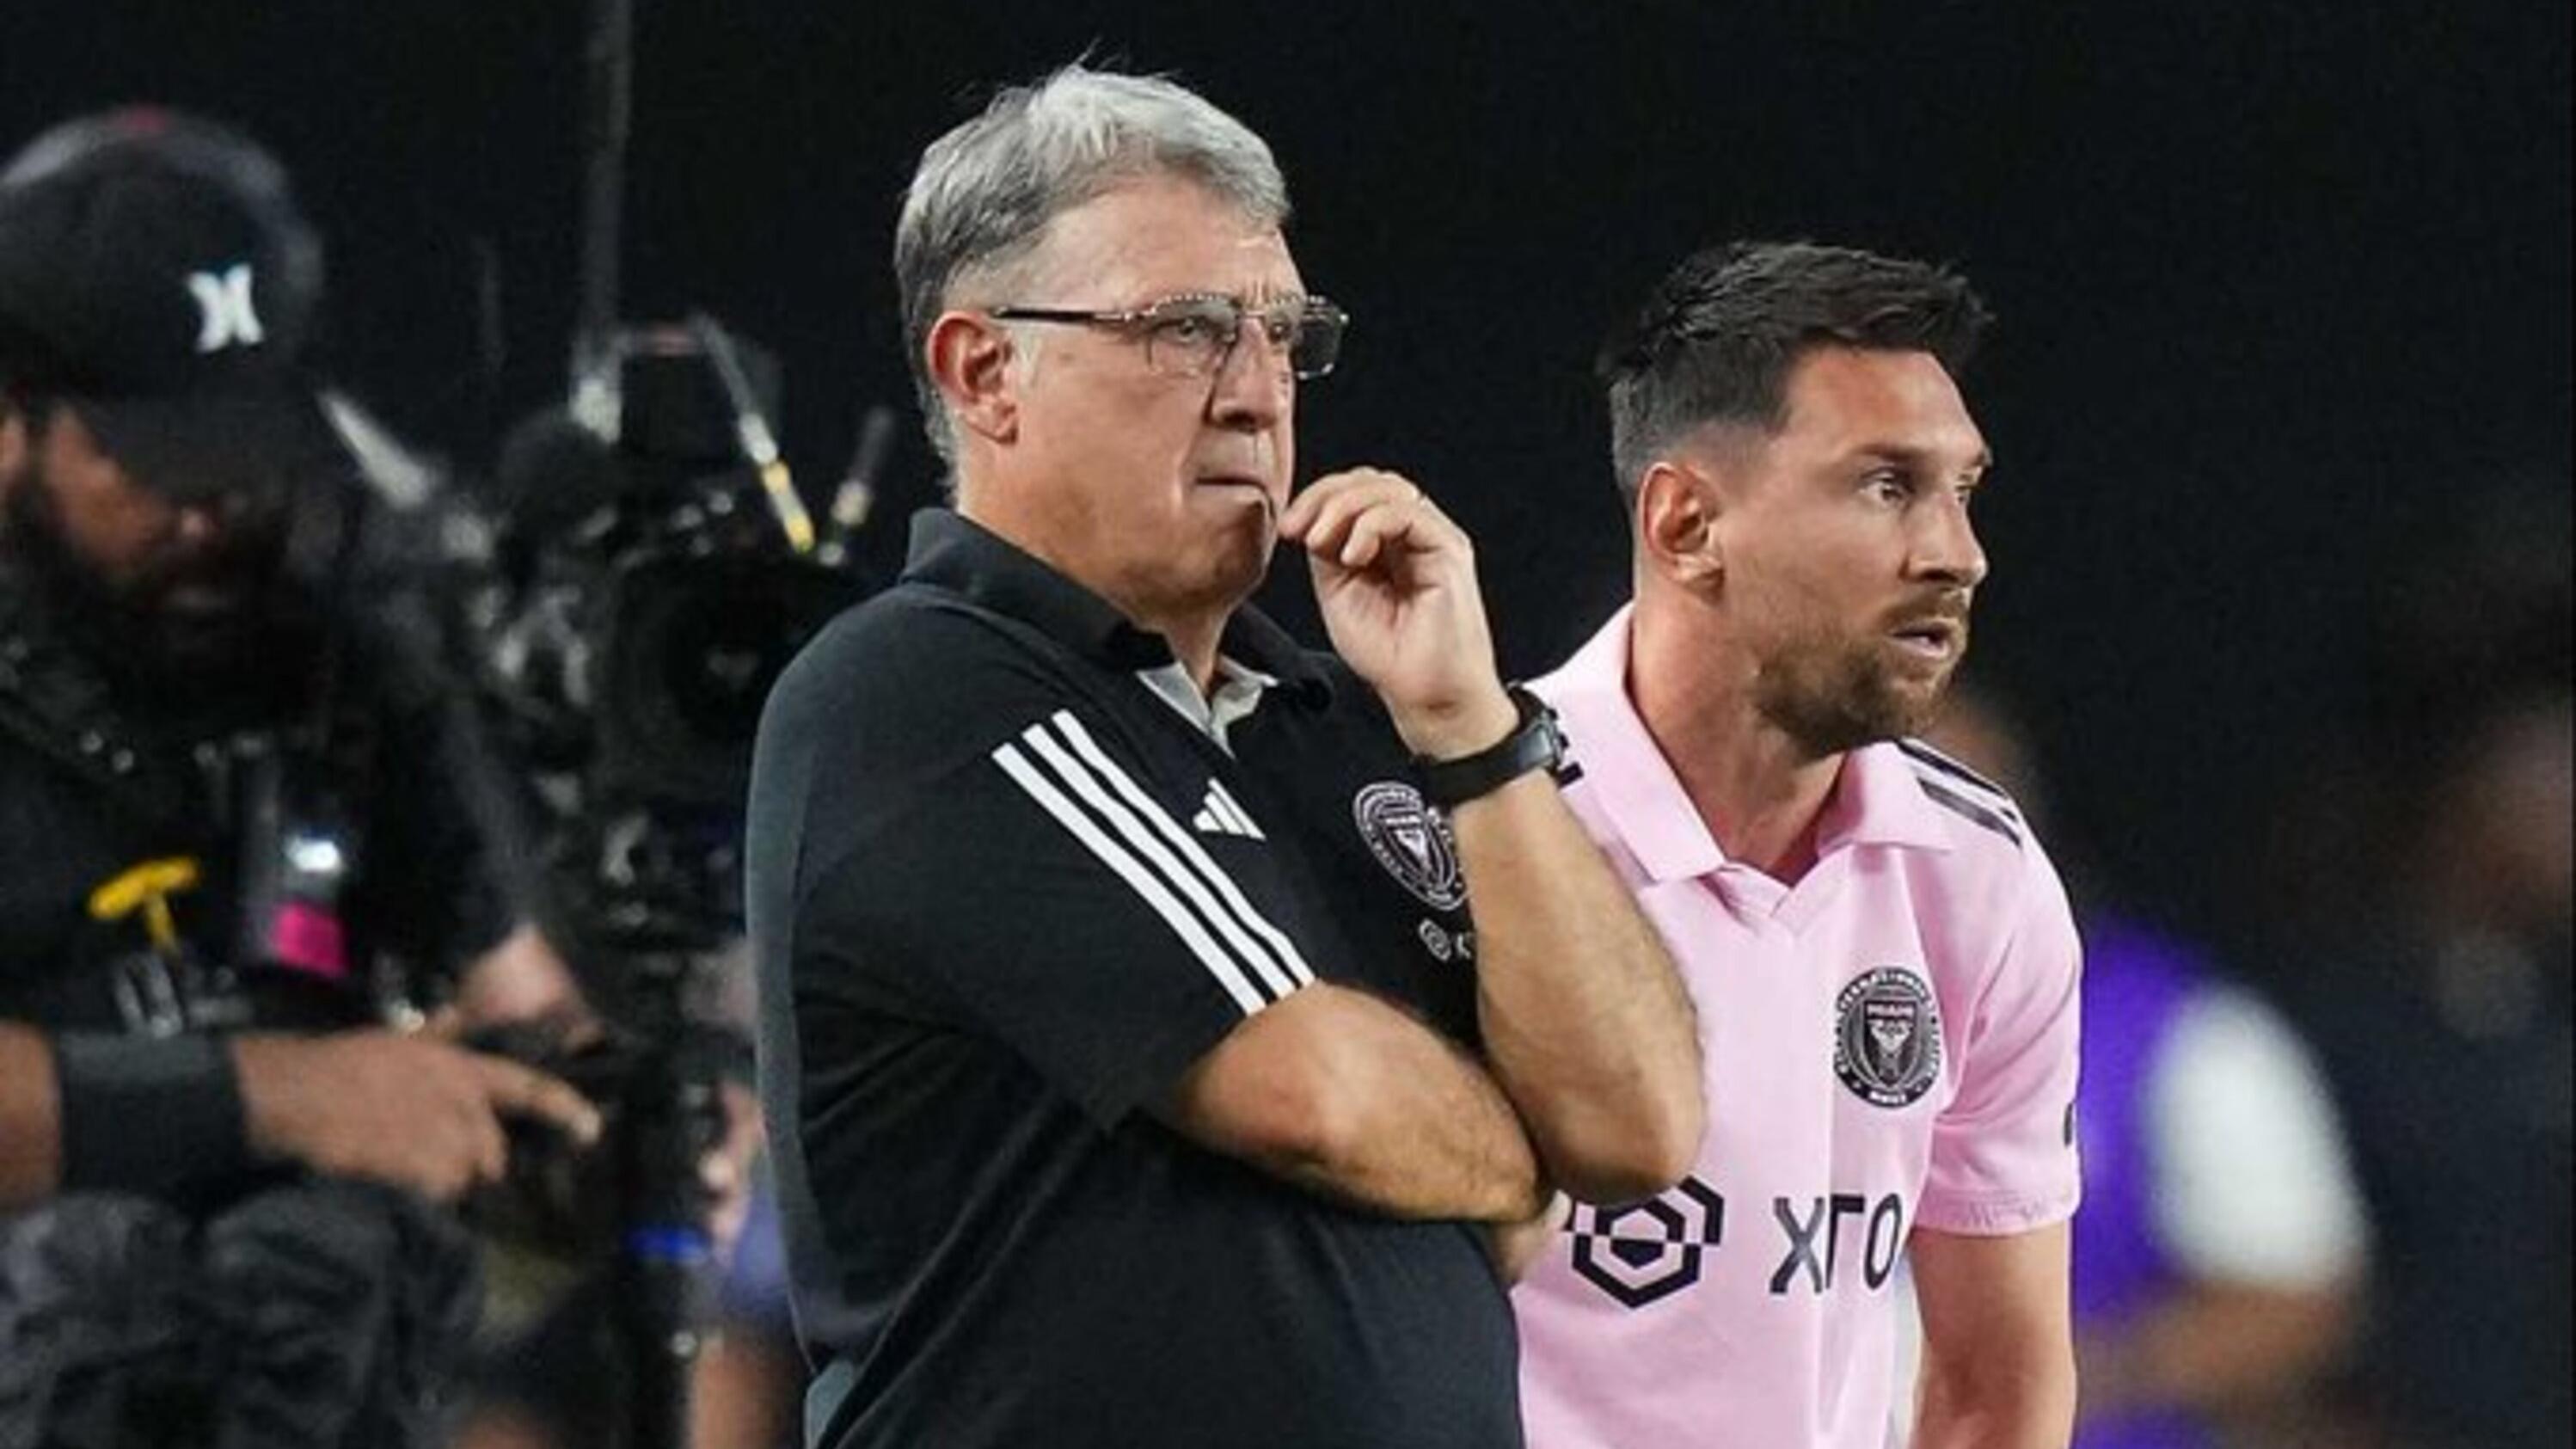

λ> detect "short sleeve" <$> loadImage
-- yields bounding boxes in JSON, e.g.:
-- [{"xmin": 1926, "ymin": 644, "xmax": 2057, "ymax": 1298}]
[
  {"xmin": 1917, "ymin": 844, "xmax": 2084, "ymax": 1236},
  {"xmin": 774, "ymin": 628, "xmax": 1319, "ymax": 1129}
]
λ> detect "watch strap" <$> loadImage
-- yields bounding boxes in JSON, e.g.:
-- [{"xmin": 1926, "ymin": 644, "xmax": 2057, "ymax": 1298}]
[{"xmin": 1415, "ymin": 685, "xmax": 1564, "ymax": 808}]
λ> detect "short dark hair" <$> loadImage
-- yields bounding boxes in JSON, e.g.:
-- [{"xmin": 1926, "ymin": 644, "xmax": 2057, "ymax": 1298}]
[{"xmin": 1597, "ymin": 240, "xmax": 1990, "ymax": 502}]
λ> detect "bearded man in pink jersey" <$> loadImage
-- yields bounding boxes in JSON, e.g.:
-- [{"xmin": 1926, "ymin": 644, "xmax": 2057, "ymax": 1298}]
[{"xmin": 1510, "ymin": 241, "xmax": 2082, "ymax": 1449}]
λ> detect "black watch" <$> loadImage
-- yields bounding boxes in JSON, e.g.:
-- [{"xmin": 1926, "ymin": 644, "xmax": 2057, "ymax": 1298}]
[{"xmin": 1415, "ymin": 685, "xmax": 1566, "ymax": 808}]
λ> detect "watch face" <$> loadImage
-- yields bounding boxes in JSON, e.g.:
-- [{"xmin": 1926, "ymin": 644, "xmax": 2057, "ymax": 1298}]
[
  {"xmin": 1534, "ymin": 704, "xmax": 1567, "ymax": 766},
  {"xmin": 1509, "ymin": 687, "xmax": 1564, "ymax": 768}
]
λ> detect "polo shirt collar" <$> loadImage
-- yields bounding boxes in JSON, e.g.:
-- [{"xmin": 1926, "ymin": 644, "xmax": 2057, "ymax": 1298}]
[
  {"xmin": 899, "ymin": 509, "xmax": 1334, "ymax": 703},
  {"xmin": 1818, "ymin": 739, "xmax": 1955, "ymax": 856},
  {"xmin": 1137, "ymin": 654, "xmax": 1279, "ymax": 750},
  {"xmin": 1213, "ymin": 605, "xmax": 1334, "ymax": 704},
  {"xmin": 1547, "ymin": 605, "xmax": 1949, "ymax": 887},
  {"xmin": 903, "ymin": 509, "xmax": 1167, "ymax": 669},
  {"xmin": 1546, "ymin": 607, "xmax": 1725, "ymax": 885}
]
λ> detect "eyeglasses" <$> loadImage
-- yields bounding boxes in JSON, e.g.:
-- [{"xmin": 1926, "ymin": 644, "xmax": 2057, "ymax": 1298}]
[{"xmin": 987, "ymin": 292, "xmax": 1350, "ymax": 383}]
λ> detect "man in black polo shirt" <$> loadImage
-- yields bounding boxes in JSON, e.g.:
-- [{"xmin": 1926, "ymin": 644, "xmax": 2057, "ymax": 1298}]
[{"xmin": 749, "ymin": 65, "xmax": 1708, "ymax": 1448}]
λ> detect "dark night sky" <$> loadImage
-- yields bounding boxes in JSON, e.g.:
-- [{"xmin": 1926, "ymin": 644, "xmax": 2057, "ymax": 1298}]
[{"xmin": 5, "ymin": 0, "xmax": 2567, "ymax": 954}]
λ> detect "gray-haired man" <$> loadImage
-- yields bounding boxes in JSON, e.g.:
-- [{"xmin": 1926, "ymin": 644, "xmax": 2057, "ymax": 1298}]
[{"xmin": 746, "ymin": 65, "xmax": 1702, "ymax": 1448}]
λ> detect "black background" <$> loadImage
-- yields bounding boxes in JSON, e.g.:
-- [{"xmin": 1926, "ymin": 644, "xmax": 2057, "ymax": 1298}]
[{"xmin": 6, "ymin": 0, "xmax": 2567, "ymax": 955}]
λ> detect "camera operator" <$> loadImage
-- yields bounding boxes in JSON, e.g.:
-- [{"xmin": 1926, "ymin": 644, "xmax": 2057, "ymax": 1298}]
[{"xmin": 0, "ymin": 108, "xmax": 604, "ymax": 1449}]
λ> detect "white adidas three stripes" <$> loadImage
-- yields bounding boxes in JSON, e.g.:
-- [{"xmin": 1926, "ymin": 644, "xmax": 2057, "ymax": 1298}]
[
  {"xmin": 991, "ymin": 709, "xmax": 1314, "ymax": 1016},
  {"xmin": 1191, "ymin": 780, "xmax": 1264, "ymax": 839}
]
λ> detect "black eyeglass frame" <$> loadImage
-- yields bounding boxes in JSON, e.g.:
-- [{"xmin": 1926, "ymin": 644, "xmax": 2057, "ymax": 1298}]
[{"xmin": 986, "ymin": 292, "xmax": 1350, "ymax": 382}]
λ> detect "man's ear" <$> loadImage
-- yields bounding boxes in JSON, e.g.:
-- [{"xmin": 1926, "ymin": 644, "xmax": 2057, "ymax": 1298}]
[
  {"xmin": 1636, "ymin": 457, "xmax": 1725, "ymax": 588},
  {"xmin": 924, "ymin": 311, "xmax": 1021, "ymax": 445}
]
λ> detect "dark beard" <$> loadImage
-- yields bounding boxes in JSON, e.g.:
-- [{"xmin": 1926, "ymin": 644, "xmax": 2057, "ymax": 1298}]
[
  {"xmin": 1754, "ymin": 629, "xmax": 1959, "ymax": 758},
  {"xmin": 2, "ymin": 470, "xmax": 324, "ymax": 734}
]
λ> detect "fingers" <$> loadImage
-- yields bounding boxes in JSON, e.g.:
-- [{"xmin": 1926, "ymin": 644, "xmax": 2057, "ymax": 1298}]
[
  {"xmin": 468, "ymin": 1053, "xmax": 604, "ymax": 1146},
  {"xmin": 701, "ymin": 1082, "xmax": 764, "ymax": 1253},
  {"xmin": 405, "ymin": 1042, "xmax": 523, "ymax": 1200},
  {"xmin": 460, "ymin": 1096, "xmax": 511, "ymax": 1196},
  {"xmin": 417, "ymin": 1052, "xmax": 593, "ymax": 1201},
  {"xmin": 1334, "ymin": 503, "xmax": 1431, "ymax": 570},
  {"xmin": 712, "ymin": 1081, "xmax": 763, "ymax": 1167},
  {"xmin": 412, "ymin": 1050, "xmax": 594, "ymax": 1202},
  {"xmin": 702, "ymin": 1151, "xmax": 740, "ymax": 1199},
  {"xmin": 245, "ymin": 1031, "xmax": 602, "ymax": 1203},
  {"xmin": 376, "ymin": 1066, "xmax": 504, "ymax": 1202},
  {"xmin": 1280, "ymin": 466, "xmax": 1419, "ymax": 541},
  {"xmin": 1285, "ymin": 468, "xmax": 1463, "ymax": 571}
]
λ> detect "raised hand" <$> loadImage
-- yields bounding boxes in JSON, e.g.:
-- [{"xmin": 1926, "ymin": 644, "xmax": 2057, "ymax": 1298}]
[{"xmin": 1278, "ymin": 468, "xmax": 1517, "ymax": 759}]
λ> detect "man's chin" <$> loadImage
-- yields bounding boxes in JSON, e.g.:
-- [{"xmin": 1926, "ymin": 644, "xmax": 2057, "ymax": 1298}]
[
  {"xmin": 1206, "ymin": 548, "xmax": 1273, "ymax": 610},
  {"xmin": 1867, "ymin": 680, "xmax": 1952, "ymax": 745},
  {"xmin": 1767, "ymin": 670, "xmax": 1950, "ymax": 757},
  {"xmin": 1165, "ymin": 536, "xmax": 1273, "ymax": 618},
  {"xmin": 1207, "ymin": 503, "xmax": 1279, "ymax": 574}
]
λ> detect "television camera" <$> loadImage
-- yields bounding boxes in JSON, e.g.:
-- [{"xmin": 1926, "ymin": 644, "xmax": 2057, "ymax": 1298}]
[{"xmin": 457, "ymin": 316, "xmax": 873, "ymax": 1449}]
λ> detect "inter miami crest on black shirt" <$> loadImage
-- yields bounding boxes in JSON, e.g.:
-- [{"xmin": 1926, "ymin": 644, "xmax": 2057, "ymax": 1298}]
[{"xmin": 746, "ymin": 513, "xmax": 1518, "ymax": 1449}]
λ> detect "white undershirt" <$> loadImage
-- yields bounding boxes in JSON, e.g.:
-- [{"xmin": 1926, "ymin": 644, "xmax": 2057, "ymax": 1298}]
[{"xmin": 1134, "ymin": 656, "xmax": 1278, "ymax": 753}]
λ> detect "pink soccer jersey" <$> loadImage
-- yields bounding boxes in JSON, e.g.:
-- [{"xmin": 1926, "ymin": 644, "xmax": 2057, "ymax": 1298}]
[{"xmin": 1515, "ymin": 608, "xmax": 2083, "ymax": 1449}]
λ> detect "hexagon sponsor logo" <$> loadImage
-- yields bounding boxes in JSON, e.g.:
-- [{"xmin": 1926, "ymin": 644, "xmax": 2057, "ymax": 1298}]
[{"xmin": 1567, "ymin": 1176, "xmax": 1727, "ymax": 1309}]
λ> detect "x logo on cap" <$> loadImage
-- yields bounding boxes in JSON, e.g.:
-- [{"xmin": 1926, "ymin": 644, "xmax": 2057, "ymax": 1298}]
[{"xmin": 187, "ymin": 263, "xmax": 264, "ymax": 353}]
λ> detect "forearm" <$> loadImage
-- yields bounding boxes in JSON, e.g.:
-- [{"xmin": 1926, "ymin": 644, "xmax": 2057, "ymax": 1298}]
[
  {"xmin": 0, "ymin": 1022, "xmax": 64, "ymax": 1207},
  {"xmin": 1911, "ymin": 1225, "xmax": 2077, "ymax": 1449},
  {"xmin": 2078, "ymin": 1280, "xmax": 2357, "ymax": 1422},
  {"xmin": 1301, "ymin": 1005, "xmax": 1544, "ymax": 1221},
  {"xmin": 1453, "ymin": 771, "xmax": 1702, "ymax": 1202},
  {"xmin": 1164, "ymin": 982, "xmax": 1547, "ymax": 1223},
  {"xmin": 3, "ymin": 1022, "xmax": 251, "ymax": 1207},
  {"xmin": 1914, "ymin": 1350, "xmax": 2077, "ymax": 1449},
  {"xmin": 1290, "ymin": 473, "xmax": 1699, "ymax": 1201}
]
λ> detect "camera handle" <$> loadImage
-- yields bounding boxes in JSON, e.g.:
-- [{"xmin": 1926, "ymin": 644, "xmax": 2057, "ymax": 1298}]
[{"xmin": 608, "ymin": 949, "xmax": 727, "ymax": 1449}]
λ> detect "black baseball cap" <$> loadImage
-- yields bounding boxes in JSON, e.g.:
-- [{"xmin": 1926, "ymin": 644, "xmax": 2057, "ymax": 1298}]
[{"xmin": 0, "ymin": 107, "xmax": 340, "ymax": 504}]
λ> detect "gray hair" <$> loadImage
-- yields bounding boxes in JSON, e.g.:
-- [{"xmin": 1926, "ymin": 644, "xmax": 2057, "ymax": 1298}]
[{"xmin": 894, "ymin": 64, "xmax": 1291, "ymax": 464}]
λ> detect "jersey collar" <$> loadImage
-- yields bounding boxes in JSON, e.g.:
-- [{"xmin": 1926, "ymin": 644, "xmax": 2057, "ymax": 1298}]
[{"xmin": 900, "ymin": 509, "xmax": 1332, "ymax": 703}]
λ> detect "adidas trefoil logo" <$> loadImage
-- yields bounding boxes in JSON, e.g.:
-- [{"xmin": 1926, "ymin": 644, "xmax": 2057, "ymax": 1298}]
[{"xmin": 1190, "ymin": 779, "xmax": 1264, "ymax": 839}]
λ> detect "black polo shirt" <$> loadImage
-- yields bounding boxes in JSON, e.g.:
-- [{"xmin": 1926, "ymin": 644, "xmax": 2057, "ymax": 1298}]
[{"xmin": 748, "ymin": 511, "xmax": 1520, "ymax": 1449}]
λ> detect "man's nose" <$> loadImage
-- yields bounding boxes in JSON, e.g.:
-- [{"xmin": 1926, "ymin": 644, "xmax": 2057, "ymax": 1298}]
[
  {"xmin": 1205, "ymin": 333, "xmax": 1291, "ymax": 430},
  {"xmin": 1910, "ymin": 494, "xmax": 1987, "ymax": 588}
]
